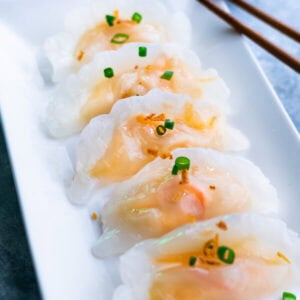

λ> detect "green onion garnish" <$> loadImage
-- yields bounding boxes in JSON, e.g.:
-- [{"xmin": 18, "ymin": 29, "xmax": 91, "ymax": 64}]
[
  {"xmin": 161, "ymin": 70, "xmax": 174, "ymax": 81},
  {"xmin": 189, "ymin": 256, "xmax": 197, "ymax": 266},
  {"xmin": 132, "ymin": 12, "xmax": 142, "ymax": 23},
  {"xmin": 106, "ymin": 15, "xmax": 115, "ymax": 26},
  {"xmin": 217, "ymin": 246, "xmax": 235, "ymax": 264},
  {"xmin": 164, "ymin": 119, "xmax": 174, "ymax": 130},
  {"xmin": 175, "ymin": 156, "xmax": 190, "ymax": 171},
  {"xmin": 283, "ymin": 292, "xmax": 297, "ymax": 300},
  {"xmin": 139, "ymin": 46, "xmax": 147, "ymax": 57},
  {"xmin": 111, "ymin": 33, "xmax": 130, "ymax": 44},
  {"xmin": 104, "ymin": 67, "xmax": 114, "ymax": 78},
  {"xmin": 156, "ymin": 125, "xmax": 166, "ymax": 136},
  {"xmin": 172, "ymin": 165, "xmax": 179, "ymax": 175}
]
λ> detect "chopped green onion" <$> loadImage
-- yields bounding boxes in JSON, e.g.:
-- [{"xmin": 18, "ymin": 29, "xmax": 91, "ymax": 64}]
[
  {"xmin": 283, "ymin": 292, "xmax": 297, "ymax": 300},
  {"xmin": 104, "ymin": 67, "xmax": 114, "ymax": 78},
  {"xmin": 105, "ymin": 15, "xmax": 115, "ymax": 26},
  {"xmin": 172, "ymin": 165, "xmax": 179, "ymax": 175},
  {"xmin": 111, "ymin": 33, "xmax": 130, "ymax": 44},
  {"xmin": 139, "ymin": 46, "xmax": 147, "ymax": 57},
  {"xmin": 161, "ymin": 70, "xmax": 174, "ymax": 80},
  {"xmin": 189, "ymin": 256, "xmax": 197, "ymax": 266},
  {"xmin": 217, "ymin": 246, "xmax": 235, "ymax": 264},
  {"xmin": 132, "ymin": 12, "xmax": 142, "ymax": 23},
  {"xmin": 164, "ymin": 119, "xmax": 174, "ymax": 130},
  {"xmin": 156, "ymin": 125, "xmax": 166, "ymax": 136},
  {"xmin": 175, "ymin": 156, "xmax": 190, "ymax": 171}
]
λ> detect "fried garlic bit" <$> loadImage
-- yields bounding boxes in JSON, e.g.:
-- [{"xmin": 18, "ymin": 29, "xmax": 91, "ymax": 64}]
[
  {"xmin": 277, "ymin": 251, "xmax": 291, "ymax": 264},
  {"xmin": 179, "ymin": 169, "xmax": 189, "ymax": 185},
  {"xmin": 77, "ymin": 50, "xmax": 84, "ymax": 61},
  {"xmin": 216, "ymin": 221, "xmax": 227, "ymax": 231},
  {"xmin": 160, "ymin": 152, "xmax": 173, "ymax": 160},
  {"xmin": 91, "ymin": 212, "xmax": 98, "ymax": 220},
  {"xmin": 147, "ymin": 148, "xmax": 173, "ymax": 160},
  {"xmin": 147, "ymin": 148, "xmax": 158, "ymax": 156},
  {"xmin": 199, "ymin": 234, "xmax": 221, "ymax": 266},
  {"xmin": 136, "ymin": 113, "xmax": 166, "ymax": 124}
]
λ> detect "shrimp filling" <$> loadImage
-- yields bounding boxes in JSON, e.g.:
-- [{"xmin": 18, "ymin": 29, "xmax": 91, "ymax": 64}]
[
  {"xmin": 80, "ymin": 56, "xmax": 210, "ymax": 122},
  {"xmin": 115, "ymin": 176, "xmax": 206, "ymax": 238},
  {"xmin": 90, "ymin": 107, "xmax": 218, "ymax": 183},
  {"xmin": 150, "ymin": 234, "xmax": 291, "ymax": 300},
  {"xmin": 74, "ymin": 11, "xmax": 167, "ymax": 65}
]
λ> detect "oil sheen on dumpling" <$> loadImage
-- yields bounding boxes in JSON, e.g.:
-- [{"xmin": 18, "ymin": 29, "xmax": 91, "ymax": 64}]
[
  {"xmin": 69, "ymin": 90, "xmax": 247, "ymax": 204},
  {"xmin": 46, "ymin": 43, "xmax": 229, "ymax": 137},
  {"xmin": 45, "ymin": 0, "xmax": 191, "ymax": 81},
  {"xmin": 92, "ymin": 149, "xmax": 278, "ymax": 257},
  {"xmin": 115, "ymin": 214, "xmax": 300, "ymax": 300}
]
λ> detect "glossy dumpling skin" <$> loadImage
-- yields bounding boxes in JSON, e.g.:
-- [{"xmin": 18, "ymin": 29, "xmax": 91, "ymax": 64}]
[
  {"xmin": 46, "ymin": 43, "xmax": 229, "ymax": 137},
  {"xmin": 45, "ymin": 0, "xmax": 191, "ymax": 81},
  {"xmin": 115, "ymin": 214, "xmax": 300, "ymax": 300},
  {"xmin": 92, "ymin": 149, "xmax": 278, "ymax": 257},
  {"xmin": 69, "ymin": 89, "xmax": 248, "ymax": 204}
]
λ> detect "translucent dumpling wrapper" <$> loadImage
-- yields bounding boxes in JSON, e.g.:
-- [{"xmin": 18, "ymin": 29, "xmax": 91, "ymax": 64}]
[
  {"xmin": 92, "ymin": 148, "xmax": 278, "ymax": 257},
  {"xmin": 115, "ymin": 214, "xmax": 300, "ymax": 300},
  {"xmin": 69, "ymin": 90, "xmax": 248, "ymax": 204},
  {"xmin": 46, "ymin": 43, "xmax": 230, "ymax": 137},
  {"xmin": 44, "ymin": 0, "xmax": 191, "ymax": 81}
]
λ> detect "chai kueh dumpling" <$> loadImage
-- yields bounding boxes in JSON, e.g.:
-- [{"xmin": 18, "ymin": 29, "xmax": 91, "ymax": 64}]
[
  {"xmin": 92, "ymin": 148, "xmax": 278, "ymax": 258},
  {"xmin": 69, "ymin": 90, "xmax": 248, "ymax": 204},
  {"xmin": 46, "ymin": 43, "xmax": 230, "ymax": 137},
  {"xmin": 114, "ymin": 214, "xmax": 300, "ymax": 300},
  {"xmin": 44, "ymin": 0, "xmax": 191, "ymax": 81}
]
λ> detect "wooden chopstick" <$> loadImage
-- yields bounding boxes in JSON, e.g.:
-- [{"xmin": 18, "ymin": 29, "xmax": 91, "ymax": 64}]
[
  {"xmin": 196, "ymin": 0, "xmax": 300, "ymax": 73},
  {"xmin": 228, "ymin": 0, "xmax": 300, "ymax": 42}
]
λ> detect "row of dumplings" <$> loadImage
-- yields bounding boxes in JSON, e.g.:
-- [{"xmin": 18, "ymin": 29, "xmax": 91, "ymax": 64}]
[{"xmin": 44, "ymin": 0, "xmax": 299, "ymax": 299}]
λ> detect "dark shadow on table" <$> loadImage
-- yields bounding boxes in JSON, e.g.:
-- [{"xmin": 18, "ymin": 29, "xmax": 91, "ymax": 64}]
[{"xmin": 0, "ymin": 121, "xmax": 41, "ymax": 300}]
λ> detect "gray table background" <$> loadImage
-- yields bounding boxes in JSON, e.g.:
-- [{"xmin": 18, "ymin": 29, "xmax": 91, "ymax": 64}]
[{"xmin": 0, "ymin": 1, "xmax": 299, "ymax": 299}]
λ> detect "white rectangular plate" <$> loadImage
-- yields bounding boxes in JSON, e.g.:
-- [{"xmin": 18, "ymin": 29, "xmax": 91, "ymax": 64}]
[{"xmin": 0, "ymin": 0, "xmax": 299, "ymax": 299}]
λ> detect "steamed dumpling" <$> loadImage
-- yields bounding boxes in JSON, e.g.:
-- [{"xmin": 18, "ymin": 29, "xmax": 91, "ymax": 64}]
[
  {"xmin": 92, "ymin": 149, "xmax": 278, "ymax": 257},
  {"xmin": 69, "ymin": 90, "xmax": 248, "ymax": 204},
  {"xmin": 45, "ymin": 0, "xmax": 191, "ymax": 80},
  {"xmin": 46, "ymin": 43, "xmax": 229, "ymax": 137},
  {"xmin": 115, "ymin": 214, "xmax": 300, "ymax": 300}
]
